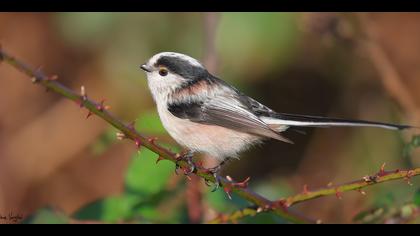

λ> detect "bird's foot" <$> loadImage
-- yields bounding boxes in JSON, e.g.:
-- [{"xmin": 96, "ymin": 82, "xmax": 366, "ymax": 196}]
[
  {"xmin": 204, "ymin": 161, "xmax": 225, "ymax": 192},
  {"xmin": 175, "ymin": 150, "xmax": 196, "ymax": 175}
]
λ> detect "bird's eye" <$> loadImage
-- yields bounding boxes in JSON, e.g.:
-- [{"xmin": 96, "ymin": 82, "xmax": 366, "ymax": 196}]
[{"xmin": 159, "ymin": 68, "xmax": 168, "ymax": 76}]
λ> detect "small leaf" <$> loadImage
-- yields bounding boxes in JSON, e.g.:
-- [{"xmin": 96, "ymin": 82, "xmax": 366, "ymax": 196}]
[
  {"xmin": 124, "ymin": 148, "xmax": 174, "ymax": 195},
  {"xmin": 72, "ymin": 195, "xmax": 138, "ymax": 223},
  {"xmin": 413, "ymin": 189, "xmax": 420, "ymax": 206}
]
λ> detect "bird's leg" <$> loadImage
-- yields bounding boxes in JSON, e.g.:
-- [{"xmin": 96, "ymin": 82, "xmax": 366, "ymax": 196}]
[
  {"xmin": 204, "ymin": 160, "xmax": 226, "ymax": 192},
  {"xmin": 175, "ymin": 150, "xmax": 196, "ymax": 175}
]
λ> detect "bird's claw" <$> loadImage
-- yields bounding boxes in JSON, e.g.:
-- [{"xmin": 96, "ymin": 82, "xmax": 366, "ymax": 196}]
[
  {"xmin": 204, "ymin": 164, "xmax": 223, "ymax": 192},
  {"xmin": 211, "ymin": 173, "xmax": 222, "ymax": 192},
  {"xmin": 174, "ymin": 151, "xmax": 196, "ymax": 175}
]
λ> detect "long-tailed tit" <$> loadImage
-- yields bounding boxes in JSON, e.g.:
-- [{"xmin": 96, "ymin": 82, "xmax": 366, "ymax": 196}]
[{"xmin": 140, "ymin": 52, "xmax": 413, "ymax": 184}]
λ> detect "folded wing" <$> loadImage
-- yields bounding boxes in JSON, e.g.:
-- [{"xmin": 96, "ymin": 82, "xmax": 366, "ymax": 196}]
[{"xmin": 167, "ymin": 96, "xmax": 293, "ymax": 144}]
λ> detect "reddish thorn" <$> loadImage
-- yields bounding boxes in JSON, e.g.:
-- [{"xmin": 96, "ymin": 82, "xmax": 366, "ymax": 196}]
[
  {"xmin": 31, "ymin": 77, "xmax": 40, "ymax": 83},
  {"xmin": 79, "ymin": 86, "xmax": 87, "ymax": 108},
  {"xmin": 404, "ymin": 170, "xmax": 414, "ymax": 186},
  {"xmin": 156, "ymin": 156, "xmax": 164, "ymax": 164},
  {"xmin": 148, "ymin": 137, "xmax": 158, "ymax": 144},
  {"xmin": 48, "ymin": 75, "xmax": 58, "ymax": 81},
  {"xmin": 407, "ymin": 170, "xmax": 414, "ymax": 178},
  {"xmin": 128, "ymin": 121, "xmax": 136, "ymax": 130},
  {"xmin": 395, "ymin": 169, "xmax": 400, "ymax": 173},
  {"xmin": 96, "ymin": 99, "xmax": 106, "ymax": 111},
  {"xmin": 185, "ymin": 174, "xmax": 192, "ymax": 181},
  {"xmin": 134, "ymin": 138, "xmax": 141, "ymax": 148},
  {"xmin": 378, "ymin": 163, "xmax": 386, "ymax": 176},
  {"xmin": 80, "ymin": 85, "xmax": 87, "ymax": 97},
  {"xmin": 116, "ymin": 132, "xmax": 126, "ymax": 140},
  {"xmin": 86, "ymin": 111, "xmax": 93, "ymax": 119},
  {"xmin": 263, "ymin": 204, "xmax": 271, "ymax": 212},
  {"xmin": 357, "ymin": 188, "xmax": 366, "ymax": 195},
  {"xmin": 232, "ymin": 176, "xmax": 251, "ymax": 189},
  {"xmin": 303, "ymin": 184, "xmax": 309, "ymax": 194},
  {"xmin": 335, "ymin": 188, "xmax": 342, "ymax": 200},
  {"xmin": 274, "ymin": 199, "xmax": 289, "ymax": 211}
]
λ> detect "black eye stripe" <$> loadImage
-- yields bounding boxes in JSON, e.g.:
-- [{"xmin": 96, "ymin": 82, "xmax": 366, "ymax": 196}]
[{"xmin": 155, "ymin": 56, "xmax": 207, "ymax": 80}]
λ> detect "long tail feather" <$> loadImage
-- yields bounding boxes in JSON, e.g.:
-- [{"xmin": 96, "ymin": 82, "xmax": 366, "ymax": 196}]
[{"xmin": 261, "ymin": 112, "xmax": 413, "ymax": 130}]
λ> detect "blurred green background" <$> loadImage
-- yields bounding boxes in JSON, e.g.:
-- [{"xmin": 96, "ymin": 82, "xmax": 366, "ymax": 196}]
[{"xmin": 0, "ymin": 12, "xmax": 419, "ymax": 224}]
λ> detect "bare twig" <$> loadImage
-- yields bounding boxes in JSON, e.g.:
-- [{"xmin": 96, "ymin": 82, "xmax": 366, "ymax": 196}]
[
  {"xmin": 0, "ymin": 47, "xmax": 312, "ymax": 224},
  {"xmin": 203, "ymin": 12, "xmax": 219, "ymax": 73}
]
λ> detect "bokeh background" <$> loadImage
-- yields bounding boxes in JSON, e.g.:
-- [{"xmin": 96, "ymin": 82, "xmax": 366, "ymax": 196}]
[{"xmin": 0, "ymin": 12, "xmax": 419, "ymax": 224}]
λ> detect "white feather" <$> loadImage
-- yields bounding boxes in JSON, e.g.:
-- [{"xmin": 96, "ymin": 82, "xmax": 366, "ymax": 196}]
[{"xmin": 260, "ymin": 117, "xmax": 400, "ymax": 130}]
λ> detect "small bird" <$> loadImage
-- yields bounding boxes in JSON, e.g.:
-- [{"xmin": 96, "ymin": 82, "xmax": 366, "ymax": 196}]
[{"xmin": 140, "ymin": 52, "xmax": 412, "ymax": 185}]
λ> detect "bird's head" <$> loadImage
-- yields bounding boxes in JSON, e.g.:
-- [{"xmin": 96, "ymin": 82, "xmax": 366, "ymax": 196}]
[{"xmin": 140, "ymin": 52, "xmax": 209, "ymax": 99}]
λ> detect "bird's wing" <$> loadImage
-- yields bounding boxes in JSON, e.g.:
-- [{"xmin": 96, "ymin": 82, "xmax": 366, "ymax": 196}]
[{"xmin": 167, "ymin": 94, "xmax": 293, "ymax": 144}]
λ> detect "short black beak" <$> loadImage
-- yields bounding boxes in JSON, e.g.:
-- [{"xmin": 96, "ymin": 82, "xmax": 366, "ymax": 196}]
[{"xmin": 140, "ymin": 64, "xmax": 152, "ymax": 72}]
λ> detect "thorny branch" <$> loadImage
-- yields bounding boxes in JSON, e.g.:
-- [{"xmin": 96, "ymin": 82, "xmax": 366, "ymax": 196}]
[
  {"xmin": 0, "ymin": 47, "xmax": 312, "ymax": 224},
  {"xmin": 210, "ymin": 164, "xmax": 420, "ymax": 223}
]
